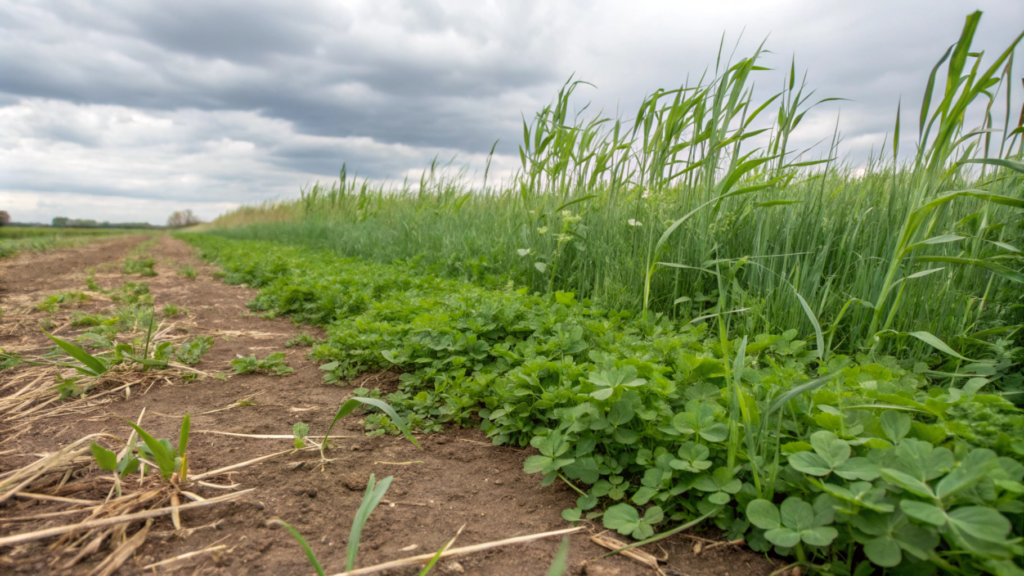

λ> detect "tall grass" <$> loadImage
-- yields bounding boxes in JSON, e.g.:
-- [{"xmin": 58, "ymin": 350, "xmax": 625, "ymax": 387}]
[{"xmin": 212, "ymin": 11, "xmax": 1023, "ymax": 358}]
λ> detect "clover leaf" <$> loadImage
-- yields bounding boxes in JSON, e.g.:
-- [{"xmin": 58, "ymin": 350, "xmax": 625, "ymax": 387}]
[
  {"xmin": 587, "ymin": 366, "xmax": 646, "ymax": 400},
  {"xmin": 561, "ymin": 455, "xmax": 600, "ymax": 484},
  {"xmin": 670, "ymin": 441, "xmax": 712, "ymax": 473},
  {"xmin": 820, "ymin": 481, "xmax": 893, "ymax": 513},
  {"xmin": 787, "ymin": 430, "xmax": 879, "ymax": 480},
  {"xmin": 746, "ymin": 497, "xmax": 838, "ymax": 549},
  {"xmin": 879, "ymin": 410, "xmax": 911, "ymax": 443},
  {"xmin": 523, "ymin": 431, "xmax": 574, "ymax": 475},
  {"xmin": 603, "ymin": 503, "xmax": 664, "ymax": 540},
  {"xmin": 671, "ymin": 400, "xmax": 728, "ymax": 442},
  {"xmin": 850, "ymin": 509, "xmax": 939, "ymax": 567},
  {"xmin": 693, "ymin": 467, "xmax": 742, "ymax": 505},
  {"xmin": 890, "ymin": 438, "xmax": 954, "ymax": 482}
]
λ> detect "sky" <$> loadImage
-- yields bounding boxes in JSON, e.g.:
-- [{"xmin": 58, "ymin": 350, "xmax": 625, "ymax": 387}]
[{"xmin": 1, "ymin": 1, "xmax": 1022, "ymax": 225}]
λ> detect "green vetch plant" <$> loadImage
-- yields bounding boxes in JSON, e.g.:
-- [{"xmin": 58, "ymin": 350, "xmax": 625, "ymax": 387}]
[{"xmin": 231, "ymin": 352, "xmax": 293, "ymax": 376}]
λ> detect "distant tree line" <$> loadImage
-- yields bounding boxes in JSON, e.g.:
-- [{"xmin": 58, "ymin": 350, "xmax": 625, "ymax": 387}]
[
  {"xmin": 52, "ymin": 217, "xmax": 160, "ymax": 229},
  {"xmin": 166, "ymin": 209, "xmax": 202, "ymax": 228},
  {"xmin": 0, "ymin": 210, "xmax": 202, "ymax": 229}
]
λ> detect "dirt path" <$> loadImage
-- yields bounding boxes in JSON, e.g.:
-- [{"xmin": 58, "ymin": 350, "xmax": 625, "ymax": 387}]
[{"xmin": 0, "ymin": 236, "xmax": 777, "ymax": 575}]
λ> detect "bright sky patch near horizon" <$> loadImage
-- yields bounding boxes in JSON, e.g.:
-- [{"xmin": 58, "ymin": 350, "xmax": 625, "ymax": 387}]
[{"xmin": 1, "ymin": 0, "xmax": 1022, "ymax": 225}]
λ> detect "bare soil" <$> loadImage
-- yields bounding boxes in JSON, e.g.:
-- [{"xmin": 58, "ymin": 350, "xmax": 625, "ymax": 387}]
[{"xmin": 0, "ymin": 236, "xmax": 780, "ymax": 575}]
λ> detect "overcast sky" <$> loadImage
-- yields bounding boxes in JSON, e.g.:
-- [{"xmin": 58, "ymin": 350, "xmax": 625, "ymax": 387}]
[{"xmin": 2, "ymin": 1, "xmax": 1022, "ymax": 225}]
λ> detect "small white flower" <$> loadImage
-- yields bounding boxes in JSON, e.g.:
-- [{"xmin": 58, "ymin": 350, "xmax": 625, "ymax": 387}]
[
  {"xmin": 561, "ymin": 210, "xmax": 572, "ymax": 217},
  {"xmin": 517, "ymin": 248, "xmax": 532, "ymax": 257},
  {"xmin": 628, "ymin": 219, "xmax": 643, "ymax": 227},
  {"xmin": 538, "ymin": 226, "xmax": 548, "ymax": 235}
]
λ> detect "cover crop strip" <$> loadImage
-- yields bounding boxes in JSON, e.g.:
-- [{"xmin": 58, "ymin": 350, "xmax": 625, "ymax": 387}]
[
  {"xmin": 209, "ymin": 11, "xmax": 1024, "ymax": 360},
  {"xmin": 183, "ymin": 233, "xmax": 1024, "ymax": 575},
  {"xmin": 0, "ymin": 227, "xmax": 142, "ymax": 258}
]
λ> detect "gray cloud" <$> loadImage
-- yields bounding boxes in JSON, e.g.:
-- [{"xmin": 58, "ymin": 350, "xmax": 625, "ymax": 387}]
[{"xmin": 1, "ymin": 0, "xmax": 1022, "ymax": 224}]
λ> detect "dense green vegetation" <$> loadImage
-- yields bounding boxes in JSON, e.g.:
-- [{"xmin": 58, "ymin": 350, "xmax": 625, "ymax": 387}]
[
  {"xmin": 213, "ymin": 12, "xmax": 1023, "ymax": 363},
  {"xmin": 184, "ymin": 233, "xmax": 1023, "ymax": 575},
  {"xmin": 190, "ymin": 11, "xmax": 1024, "ymax": 575},
  {"xmin": 0, "ymin": 226, "xmax": 139, "ymax": 258}
]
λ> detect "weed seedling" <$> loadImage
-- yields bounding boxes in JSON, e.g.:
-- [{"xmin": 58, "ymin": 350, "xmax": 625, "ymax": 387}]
[
  {"xmin": 128, "ymin": 413, "xmax": 190, "ymax": 482},
  {"xmin": 108, "ymin": 281, "xmax": 152, "ymax": 305},
  {"xmin": 177, "ymin": 264, "xmax": 198, "ymax": 279},
  {"xmin": 273, "ymin": 473, "xmax": 393, "ymax": 574},
  {"xmin": 321, "ymin": 397, "xmax": 420, "ymax": 464},
  {"xmin": 286, "ymin": 333, "xmax": 318, "ymax": 347},
  {"xmin": 161, "ymin": 303, "xmax": 187, "ymax": 317},
  {"xmin": 231, "ymin": 352, "xmax": 293, "ymax": 376},
  {"xmin": 273, "ymin": 520, "xmax": 326, "ymax": 576},
  {"xmin": 123, "ymin": 256, "xmax": 157, "ymax": 276},
  {"xmin": 44, "ymin": 330, "xmax": 110, "ymax": 378},
  {"xmin": 292, "ymin": 422, "xmax": 309, "ymax": 449},
  {"xmin": 175, "ymin": 335, "xmax": 214, "ymax": 366},
  {"xmin": 90, "ymin": 441, "xmax": 140, "ymax": 498},
  {"xmin": 348, "ymin": 474, "xmax": 392, "ymax": 569},
  {"xmin": 69, "ymin": 311, "xmax": 105, "ymax": 327},
  {"xmin": 36, "ymin": 290, "xmax": 89, "ymax": 312}
]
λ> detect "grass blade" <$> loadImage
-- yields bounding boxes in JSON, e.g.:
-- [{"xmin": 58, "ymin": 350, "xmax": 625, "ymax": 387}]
[
  {"xmin": 324, "ymin": 397, "xmax": 420, "ymax": 452},
  {"xmin": 179, "ymin": 413, "xmax": 191, "ymax": 456},
  {"xmin": 915, "ymin": 256, "xmax": 1024, "ymax": 283},
  {"xmin": 273, "ymin": 520, "xmax": 325, "ymax": 576},
  {"xmin": 596, "ymin": 510, "xmax": 713, "ymax": 559},
  {"xmin": 794, "ymin": 292, "xmax": 824, "ymax": 360},
  {"xmin": 546, "ymin": 536, "xmax": 570, "ymax": 576},
  {"xmin": 127, "ymin": 422, "xmax": 175, "ymax": 479},
  {"xmin": 90, "ymin": 442, "xmax": 117, "ymax": 471},
  {"xmin": 43, "ymin": 330, "xmax": 107, "ymax": 376},
  {"xmin": 418, "ymin": 525, "xmax": 465, "ymax": 576},
  {"xmin": 347, "ymin": 474, "xmax": 393, "ymax": 571},
  {"xmin": 907, "ymin": 331, "xmax": 974, "ymax": 362},
  {"xmin": 767, "ymin": 372, "xmax": 842, "ymax": 416}
]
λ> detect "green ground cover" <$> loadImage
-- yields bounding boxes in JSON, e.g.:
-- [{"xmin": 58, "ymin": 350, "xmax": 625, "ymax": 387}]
[
  {"xmin": 183, "ymin": 233, "xmax": 1024, "ymax": 575},
  {"xmin": 188, "ymin": 11, "xmax": 1024, "ymax": 574},
  {"xmin": 0, "ymin": 227, "xmax": 139, "ymax": 258}
]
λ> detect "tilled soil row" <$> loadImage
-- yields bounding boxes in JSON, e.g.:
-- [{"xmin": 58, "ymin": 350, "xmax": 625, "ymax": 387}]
[{"xmin": 0, "ymin": 235, "xmax": 777, "ymax": 575}]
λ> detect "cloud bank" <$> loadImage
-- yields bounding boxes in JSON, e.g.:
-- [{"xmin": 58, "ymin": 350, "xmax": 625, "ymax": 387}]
[{"xmin": 1, "ymin": 0, "xmax": 1021, "ymax": 224}]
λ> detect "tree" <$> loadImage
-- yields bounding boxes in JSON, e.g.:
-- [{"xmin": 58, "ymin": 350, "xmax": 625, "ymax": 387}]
[
  {"xmin": 167, "ymin": 210, "xmax": 201, "ymax": 228},
  {"xmin": 0, "ymin": 211, "xmax": 9, "ymax": 226},
  {"xmin": 52, "ymin": 217, "xmax": 68, "ymax": 227}
]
